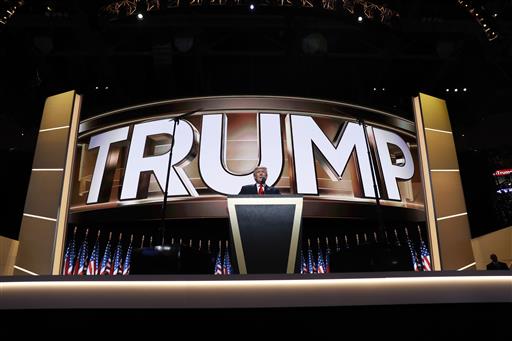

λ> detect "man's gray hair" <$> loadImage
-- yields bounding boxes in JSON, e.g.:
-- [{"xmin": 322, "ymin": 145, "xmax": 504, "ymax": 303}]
[{"xmin": 253, "ymin": 166, "xmax": 267, "ymax": 175}]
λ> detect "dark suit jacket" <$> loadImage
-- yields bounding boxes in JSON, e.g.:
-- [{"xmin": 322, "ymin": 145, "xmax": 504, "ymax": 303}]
[
  {"xmin": 239, "ymin": 184, "xmax": 281, "ymax": 195},
  {"xmin": 486, "ymin": 261, "xmax": 509, "ymax": 270}
]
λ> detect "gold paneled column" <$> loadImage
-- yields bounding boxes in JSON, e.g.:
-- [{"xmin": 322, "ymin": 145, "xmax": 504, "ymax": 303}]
[
  {"xmin": 14, "ymin": 91, "xmax": 81, "ymax": 275},
  {"xmin": 413, "ymin": 93, "xmax": 475, "ymax": 270}
]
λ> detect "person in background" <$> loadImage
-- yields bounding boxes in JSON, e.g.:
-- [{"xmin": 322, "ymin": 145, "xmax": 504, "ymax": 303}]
[{"xmin": 486, "ymin": 253, "xmax": 509, "ymax": 270}]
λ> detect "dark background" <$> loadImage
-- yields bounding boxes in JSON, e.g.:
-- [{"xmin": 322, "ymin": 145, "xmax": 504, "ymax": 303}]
[{"xmin": 1, "ymin": 0, "xmax": 512, "ymax": 240}]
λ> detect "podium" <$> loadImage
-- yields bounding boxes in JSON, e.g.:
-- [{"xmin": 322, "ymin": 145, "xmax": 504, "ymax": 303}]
[{"xmin": 227, "ymin": 195, "xmax": 303, "ymax": 274}]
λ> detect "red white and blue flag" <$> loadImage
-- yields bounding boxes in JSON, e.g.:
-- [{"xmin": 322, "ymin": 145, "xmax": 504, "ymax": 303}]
[
  {"xmin": 307, "ymin": 240, "xmax": 316, "ymax": 274},
  {"xmin": 406, "ymin": 236, "xmax": 421, "ymax": 272},
  {"xmin": 99, "ymin": 233, "xmax": 112, "ymax": 275},
  {"xmin": 325, "ymin": 238, "xmax": 331, "ymax": 274},
  {"xmin": 300, "ymin": 250, "xmax": 308, "ymax": 274},
  {"xmin": 317, "ymin": 240, "xmax": 326, "ymax": 274},
  {"xmin": 86, "ymin": 233, "xmax": 100, "ymax": 275},
  {"xmin": 214, "ymin": 243, "xmax": 223, "ymax": 275},
  {"xmin": 73, "ymin": 230, "xmax": 89, "ymax": 275},
  {"xmin": 62, "ymin": 228, "xmax": 77, "ymax": 275},
  {"xmin": 111, "ymin": 235, "xmax": 124, "ymax": 276},
  {"xmin": 420, "ymin": 240, "xmax": 432, "ymax": 271},
  {"xmin": 122, "ymin": 236, "xmax": 133, "ymax": 275},
  {"xmin": 222, "ymin": 242, "xmax": 232, "ymax": 275}
]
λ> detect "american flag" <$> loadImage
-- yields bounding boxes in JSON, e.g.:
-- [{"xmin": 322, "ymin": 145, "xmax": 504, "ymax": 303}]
[
  {"xmin": 86, "ymin": 234, "xmax": 100, "ymax": 275},
  {"xmin": 317, "ymin": 250, "xmax": 325, "ymax": 274},
  {"xmin": 406, "ymin": 236, "xmax": 421, "ymax": 272},
  {"xmin": 307, "ymin": 240, "xmax": 316, "ymax": 274},
  {"xmin": 122, "ymin": 236, "xmax": 133, "ymax": 276},
  {"xmin": 73, "ymin": 230, "xmax": 89, "ymax": 275},
  {"xmin": 214, "ymin": 244, "xmax": 223, "ymax": 275},
  {"xmin": 325, "ymin": 237, "xmax": 331, "ymax": 273},
  {"xmin": 99, "ymin": 234, "xmax": 112, "ymax": 275},
  {"xmin": 62, "ymin": 228, "xmax": 76, "ymax": 275},
  {"xmin": 300, "ymin": 250, "xmax": 308, "ymax": 274},
  {"xmin": 317, "ymin": 239, "xmax": 326, "ymax": 274},
  {"xmin": 222, "ymin": 241, "xmax": 232, "ymax": 275},
  {"xmin": 420, "ymin": 240, "xmax": 432, "ymax": 271},
  {"xmin": 111, "ymin": 236, "xmax": 124, "ymax": 276}
]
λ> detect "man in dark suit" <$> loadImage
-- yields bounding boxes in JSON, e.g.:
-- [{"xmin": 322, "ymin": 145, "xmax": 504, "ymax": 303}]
[
  {"xmin": 239, "ymin": 166, "xmax": 281, "ymax": 195},
  {"xmin": 486, "ymin": 254, "xmax": 510, "ymax": 270}
]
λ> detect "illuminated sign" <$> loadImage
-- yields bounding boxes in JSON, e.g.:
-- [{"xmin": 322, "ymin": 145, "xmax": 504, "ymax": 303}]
[
  {"xmin": 72, "ymin": 97, "xmax": 422, "ymax": 215},
  {"xmin": 493, "ymin": 168, "xmax": 512, "ymax": 177},
  {"xmin": 86, "ymin": 114, "xmax": 413, "ymax": 203}
]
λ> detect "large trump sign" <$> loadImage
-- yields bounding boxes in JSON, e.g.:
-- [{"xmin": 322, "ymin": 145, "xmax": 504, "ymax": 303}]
[{"xmin": 71, "ymin": 96, "xmax": 423, "ymax": 217}]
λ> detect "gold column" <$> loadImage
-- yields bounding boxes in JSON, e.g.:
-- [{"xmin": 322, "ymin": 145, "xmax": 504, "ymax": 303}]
[
  {"xmin": 413, "ymin": 93, "xmax": 475, "ymax": 270},
  {"xmin": 14, "ymin": 91, "xmax": 81, "ymax": 275}
]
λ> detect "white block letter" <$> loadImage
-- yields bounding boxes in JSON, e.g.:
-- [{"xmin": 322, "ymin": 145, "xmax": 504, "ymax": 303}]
[
  {"xmin": 288, "ymin": 115, "xmax": 375, "ymax": 197},
  {"xmin": 373, "ymin": 127, "xmax": 414, "ymax": 200},
  {"xmin": 87, "ymin": 127, "xmax": 129, "ymax": 204},
  {"xmin": 199, "ymin": 113, "xmax": 283, "ymax": 195},
  {"xmin": 120, "ymin": 119, "xmax": 198, "ymax": 200}
]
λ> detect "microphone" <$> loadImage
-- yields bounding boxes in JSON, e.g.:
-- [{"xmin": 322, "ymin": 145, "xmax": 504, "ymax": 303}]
[{"xmin": 261, "ymin": 176, "xmax": 266, "ymax": 184}]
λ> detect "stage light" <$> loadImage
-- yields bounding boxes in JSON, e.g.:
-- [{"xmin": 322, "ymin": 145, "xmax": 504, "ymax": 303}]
[
  {"xmin": 357, "ymin": 16, "xmax": 363, "ymax": 22},
  {"xmin": 454, "ymin": 88, "xmax": 458, "ymax": 92},
  {"xmin": 249, "ymin": 4, "xmax": 255, "ymax": 10},
  {"xmin": 95, "ymin": 86, "xmax": 99, "ymax": 90},
  {"xmin": 137, "ymin": 13, "xmax": 144, "ymax": 20},
  {"xmin": 492, "ymin": 13, "xmax": 498, "ymax": 18},
  {"xmin": 463, "ymin": 88, "xmax": 467, "ymax": 92},
  {"xmin": 445, "ymin": 88, "xmax": 450, "ymax": 92},
  {"xmin": 105, "ymin": 86, "xmax": 109, "ymax": 90}
]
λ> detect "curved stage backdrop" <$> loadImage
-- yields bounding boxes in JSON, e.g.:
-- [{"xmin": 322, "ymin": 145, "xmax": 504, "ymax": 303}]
[
  {"xmin": 71, "ymin": 96, "xmax": 422, "ymax": 220},
  {"xmin": 13, "ymin": 93, "xmax": 475, "ymax": 276}
]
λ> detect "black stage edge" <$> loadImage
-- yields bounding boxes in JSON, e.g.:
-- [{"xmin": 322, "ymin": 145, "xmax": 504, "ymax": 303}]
[{"xmin": 0, "ymin": 304, "xmax": 509, "ymax": 339}]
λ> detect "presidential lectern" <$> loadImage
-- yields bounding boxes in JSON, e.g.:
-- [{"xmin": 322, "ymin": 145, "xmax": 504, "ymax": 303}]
[{"xmin": 227, "ymin": 195, "xmax": 303, "ymax": 274}]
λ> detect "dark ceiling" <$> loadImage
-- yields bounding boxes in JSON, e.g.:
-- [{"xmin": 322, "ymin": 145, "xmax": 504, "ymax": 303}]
[{"xmin": 1, "ymin": 0, "xmax": 512, "ymax": 239}]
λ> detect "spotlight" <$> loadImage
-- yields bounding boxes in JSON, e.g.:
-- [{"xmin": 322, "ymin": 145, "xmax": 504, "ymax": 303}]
[
  {"xmin": 454, "ymin": 88, "xmax": 458, "ymax": 92},
  {"xmin": 105, "ymin": 86, "xmax": 109, "ymax": 90},
  {"xmin": 357, "ymin": 16, "xmax": 363, "ymax": 23},
  {"xmin": 249, "ymin": 4, "xmax": 255, "ymax": 10},
  {"xmin": 137, "ymin": 13, "xmax": 144, "ymax": 20},
  {"xmin": 95, "ymin": 86, "xmax": 99, "ymax": 90},
  {"xmin": 445, "ymin": 88, "xmax": 450, "ymax": 92},
  {"xmin": 373, "ymin": 87, "xmax": 377, "ymax": 91},
  {"xmin": 463, "ymin": 88, "xmax": 467, "ymax": 92},
  {"xmin": 492, "ymin": 13, "xmax": 498, "ymax": 18}
]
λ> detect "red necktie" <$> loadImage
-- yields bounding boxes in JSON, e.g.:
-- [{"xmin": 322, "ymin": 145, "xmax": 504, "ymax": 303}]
[{"xmin": 258, "ymin": 184, "xmax": 264, "ymax": 195}]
